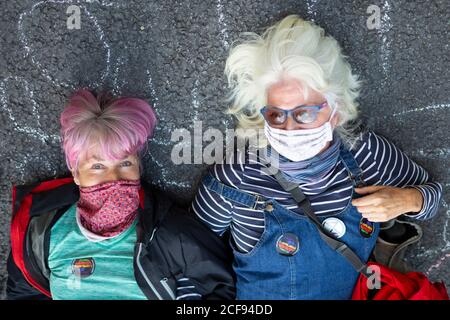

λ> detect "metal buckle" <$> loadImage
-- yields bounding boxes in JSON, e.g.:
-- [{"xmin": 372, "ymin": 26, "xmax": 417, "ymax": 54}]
[
  {"xmin": 349, "ymin": 173, "xmax": 366, "ymax": 188},
  {"xmin": 252, "ymin": 194, "xmax": 262, "ymax": 210}
]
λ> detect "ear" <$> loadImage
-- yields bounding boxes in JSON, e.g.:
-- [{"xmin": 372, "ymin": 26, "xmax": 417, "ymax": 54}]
[
  {"xmin": 70, "ymin": 169, "xmax": 80, "ymax": 186},
  {"xmin": 330, "ymin": 113, "xmax": 339, "ymax": 130}
]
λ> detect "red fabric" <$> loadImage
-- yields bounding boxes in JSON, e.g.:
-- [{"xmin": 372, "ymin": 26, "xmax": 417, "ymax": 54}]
[
  {"xmin": 10, "ymin": 193, "xmax": 52, "ymax": 297},
  {"xmin": 29, "ymin": 177, "xmax": 75, "ymax": 194},
  {"xmin": 9, "ymin": 178, "xmax": 75, "ymax": 298},
  {"xmin": 77, "ymin": 179, "xmax": 141, "ymax": 237},
  {"xmin": 352, "ymin": 262, "xmax": 449, "ymax": 300},
  {"xmin": 139, "ymin": 188, "xmax": 145, "ymax": 209},
  {"xmin": 10, "ymin": 177, "xmax": 145, "ymax": 297}
]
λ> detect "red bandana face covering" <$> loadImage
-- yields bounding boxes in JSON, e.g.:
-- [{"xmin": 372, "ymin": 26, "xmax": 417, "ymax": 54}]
[{"xmin": 77, "ymin": 179, "xmax": 141, "ymax": 237}]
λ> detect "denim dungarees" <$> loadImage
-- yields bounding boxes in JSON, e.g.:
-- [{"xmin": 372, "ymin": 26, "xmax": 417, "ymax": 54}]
[{"xmin": 203, "ymin": 144, "xmax": 380, "ymax": 300}]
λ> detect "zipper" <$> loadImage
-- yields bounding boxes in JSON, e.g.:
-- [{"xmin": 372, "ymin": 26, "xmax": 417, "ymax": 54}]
[
  {"xmin": 160, "ymin": 277, "xmax": 176, "ymax": 300},
  {"xmin": 136, "ymin": 243, "xmax": 163, "ymax": 300}
]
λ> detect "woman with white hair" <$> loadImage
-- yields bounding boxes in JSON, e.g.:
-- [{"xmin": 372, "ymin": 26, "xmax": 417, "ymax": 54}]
[{"xmin": 192, "ymin": 15, "xmax": 442, "ymax": 299}]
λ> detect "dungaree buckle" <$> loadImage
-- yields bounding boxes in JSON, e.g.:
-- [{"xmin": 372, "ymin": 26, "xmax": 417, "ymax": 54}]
[
  {"xmin": 349, "ymin": 173, "xmax": 366, "ymax": 188},
  {"xmin": 252, "ymin": 195, "xmax": 262, "ymax": 210}
]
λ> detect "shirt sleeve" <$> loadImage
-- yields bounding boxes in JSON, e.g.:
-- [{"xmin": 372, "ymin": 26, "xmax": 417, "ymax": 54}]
[
  {"xmin": 175, "ymin": 278, "xmax": 202, "ymax": 300},
  {"xmin": 191, "ymin": 162, "xmax": 242, "ymax": 236},
  {"xmin": 361, "ymin": 131, "xmax": 442, "ymax": 220}
]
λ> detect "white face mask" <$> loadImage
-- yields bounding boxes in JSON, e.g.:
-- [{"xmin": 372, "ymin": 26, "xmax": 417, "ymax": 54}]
[{"xmin": 264, "ymin": 107, "xmax": 337, "ymax": 162}]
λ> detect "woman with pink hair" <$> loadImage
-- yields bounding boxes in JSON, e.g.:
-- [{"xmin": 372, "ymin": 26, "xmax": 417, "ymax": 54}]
[{"xmin": 6, "ymin": 89, "xmax": 235, "ymax": 300}]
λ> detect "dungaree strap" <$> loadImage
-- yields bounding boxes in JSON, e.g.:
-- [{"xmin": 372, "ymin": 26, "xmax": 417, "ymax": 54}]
[
  {"xmin": 271, "ymin": 145, "xmax": 373, "ymax": 278},
  {"xmin": 339, "ymin": 143, "xmax": 366, "ymax": 187},
  {"xmin": 272, "ymin": 171, "xmax": 372, "ymax": 278},
  {"xmin": 202, "ymin": 174, "xmax": 265, "ymax": 210},
  {"xmin": 202, "ymin": 145, "xmax": 373, "ymax": 277}
]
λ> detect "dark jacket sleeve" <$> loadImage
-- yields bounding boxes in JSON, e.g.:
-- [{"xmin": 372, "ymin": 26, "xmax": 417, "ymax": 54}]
[
  {"xmin": 172, "ymin": 214, "xmax": 236, "ymax": 300},
  {"xmin": 6, "ymin": 252, "xmax": 50, "ymax": 300}
]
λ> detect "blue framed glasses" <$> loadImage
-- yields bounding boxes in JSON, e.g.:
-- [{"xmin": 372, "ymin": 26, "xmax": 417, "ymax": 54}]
[{"xmin": 260, "ymin": 102, "xmax": 328, "ymax": 126}]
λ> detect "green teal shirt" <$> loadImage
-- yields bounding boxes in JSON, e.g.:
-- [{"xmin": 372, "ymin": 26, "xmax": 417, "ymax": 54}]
[{"xmin": 48, "ymin": 203, "xmax": 146, "ymax": 300}]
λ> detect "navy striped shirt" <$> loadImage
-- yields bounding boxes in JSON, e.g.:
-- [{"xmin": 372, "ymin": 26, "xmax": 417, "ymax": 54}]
[
  {"xmin": 176, "ymin": 278, "xmax": 202, "ymax": 300},
  {"xmin": 191, "ymin": 131, "xmax": 442, "ymax": 253}
]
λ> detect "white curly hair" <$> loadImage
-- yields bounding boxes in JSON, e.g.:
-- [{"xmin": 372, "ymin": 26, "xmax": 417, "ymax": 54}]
[{"xmin": 224, "ymin": 15, "xmax": 364, "ymax": 149}]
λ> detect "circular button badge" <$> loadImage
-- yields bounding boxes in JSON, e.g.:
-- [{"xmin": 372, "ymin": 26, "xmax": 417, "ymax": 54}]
[
  {"xmin": 322, "ymin": 217, "xmax": 346, "ymax": 239},
  {"xmin": 276, "ymin": 233, "xmax": 300, "ymax": 256},
  {"xmin": 359, "ymin": 217, "xmax": 375, "ymax": 238},
  {"xmin": 72, "ymin": 257, "xmax": 95, "ymax": 278}
]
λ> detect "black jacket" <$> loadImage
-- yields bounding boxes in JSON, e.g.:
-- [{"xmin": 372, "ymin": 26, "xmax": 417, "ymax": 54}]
[{"xmin": 6, "ymin": 177, "xmax": 235, "ymax": 300}]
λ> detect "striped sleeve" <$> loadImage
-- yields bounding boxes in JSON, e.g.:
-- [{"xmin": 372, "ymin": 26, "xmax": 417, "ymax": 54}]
[
  {"xmin": 364, "ymin": 131, "xmax": 442, "ymax": 220},
  {"xmin": 175, "ymin": 278, "xmax": 202, "ymax": 300},
  {"xmin": 191, "ymin": 162, "xmax": 241, "ymax": 236}
]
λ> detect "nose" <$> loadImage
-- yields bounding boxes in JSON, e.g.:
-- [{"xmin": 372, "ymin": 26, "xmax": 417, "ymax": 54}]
[
  {"xmin": 284, "ymin": 116, "xmax": 299, "ymax": 130},
  {"xmin": 104, "ymin": 169, "xmax": 121, "ymax": 182}
]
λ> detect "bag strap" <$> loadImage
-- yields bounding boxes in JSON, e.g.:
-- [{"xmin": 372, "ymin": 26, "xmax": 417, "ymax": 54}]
[
  {"xmin": 272, "ymin": 169, "xmax": 372, "ymax": 278},
  {"xmin": 202, "ymin": 173, "xmax": 265, "ymax": 210}
]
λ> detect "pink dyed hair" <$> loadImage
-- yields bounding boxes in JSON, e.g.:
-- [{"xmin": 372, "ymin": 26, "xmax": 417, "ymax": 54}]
[{"xmin": 60, "ymin": 89, "xmax": 157, "ymax": 177}]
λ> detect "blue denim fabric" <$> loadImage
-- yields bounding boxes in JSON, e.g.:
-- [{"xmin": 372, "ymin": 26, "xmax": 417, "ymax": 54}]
[{"xmin": 203, "ymin": 144, "xmax": 380, "ymax": 300}]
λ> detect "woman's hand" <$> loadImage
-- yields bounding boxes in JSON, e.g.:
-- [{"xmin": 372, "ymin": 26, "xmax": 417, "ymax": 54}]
[{"xmin": 351, "ymin": 186, "xmax": 424, "ymax": 222}]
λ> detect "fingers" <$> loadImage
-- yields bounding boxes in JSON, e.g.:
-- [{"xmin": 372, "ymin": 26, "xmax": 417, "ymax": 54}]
[
  {"xmin": 356, "ymin": 206, "xmax": 397, "ymax": 222},
  {"xmin": 354, "ymin": 205, "xmax": 381, "ymax": 215},
  {"xmin": 352, "ymin": 193, "xmax": 383, "ymax": 206},
  {"xmin": 354, "ymin": 185, "xmax": 385, "ymax": 195},
  {"xmin": 359, "ymin": 213, "xmax": 391, "ymax": 222}
]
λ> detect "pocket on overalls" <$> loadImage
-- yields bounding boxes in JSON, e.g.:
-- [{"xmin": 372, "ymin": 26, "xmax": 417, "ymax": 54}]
[{"xmin": 230, "ymin": 211, "xmax": 268, "ymax": 258}]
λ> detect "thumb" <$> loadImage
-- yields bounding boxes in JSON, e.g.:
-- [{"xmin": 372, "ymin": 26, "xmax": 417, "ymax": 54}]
[{"xmin": 354, "ymin": 185, "xmax": 385, "ymax": 195}]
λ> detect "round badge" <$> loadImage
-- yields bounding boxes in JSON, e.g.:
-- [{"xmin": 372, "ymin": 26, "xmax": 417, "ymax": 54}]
[
  {"xmin": 72, "ymin": 258, "xmax": 95, "ymax": 278},
  {"xmin": 276, "ymin": 233, "xmax": 300, "ymax": 256},
  {"xmin": 322, "ymin": 217, "xmax": 346, "ymax": 239},
  {"xmin": 359, "ymin": 218, "xmax": 374, "ymax": 238}
]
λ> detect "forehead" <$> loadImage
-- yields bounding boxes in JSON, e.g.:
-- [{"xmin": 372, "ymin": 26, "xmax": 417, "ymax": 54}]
[{"xmin": 267, "ymin": 79, "xmax": 324, "ymax": 108}]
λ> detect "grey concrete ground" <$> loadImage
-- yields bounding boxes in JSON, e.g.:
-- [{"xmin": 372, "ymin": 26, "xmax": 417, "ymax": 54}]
[{"xmin": 0, "ymin": 0, "xmax": 449, "ymax": 299}]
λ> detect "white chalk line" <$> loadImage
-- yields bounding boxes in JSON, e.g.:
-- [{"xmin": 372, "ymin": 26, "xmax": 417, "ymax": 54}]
[
  {"xmin": 146, "ymin": 69, "xmax": 159, "ymax": 107},
  {"xmin": 426, "ymin": 252, "xmax": 450, "ymax": 275},
  {"xmin": 82, "ymin": 5, "xmax": 111, "ymax": 87},
  {"xmin": 82, "ymin": 0, "xmax": 127, "ymax": 7},
  {"xmin": 216, "ymin": 0, "xmax": 230, "ymax": 49},
  {"xmin": 378, "ymin": 0, "xmax": 392, "ymax": 77},
  {"xmin": 306, "ymin": 0, "xmax": 318, "ymax": 22},
  {"xmin": 12, "ymin": 150, "xmax": 58, "ymax": 181},
  {"xmin": 0, "ymin": 76, "xmax": 60, "ymax": 145},
  {"xmin": 145, "ymin": 69, "xmax": 176, "ymax": 147},
  {"xmin": 18, "ymin": 0, "xmax": 111, "ymax": 89},
  {"xmin": 222, "ymin": 115, "xmax": 233, "ymax": 131},
  {"xmin": 112, "ymin": 55, "xmax": 125, "ymax": 95},
  {"xmin": 191, "ymin": 78, "xmax": 200, "ymax": 124},
  {"xmin": 409, "ymin": 148, "xmax": 450, "ymax": 159},
  {"xmin": 392, "ymin": 103, "xmax": 450, "ymax": 117},
  {"xmin": 0, "ymin": 75, "xmax": 60, "ymax": 182},
  {"xmin": 148, "ymin": 153, "xmax": 191, "ymax": 189},
  {"xmin": 439, "ymin": 199, "xmax": 450, "ymax": 250},
  {"xmin": 145, "ymin": 71, "xmax": 203, "ymax": 190}
]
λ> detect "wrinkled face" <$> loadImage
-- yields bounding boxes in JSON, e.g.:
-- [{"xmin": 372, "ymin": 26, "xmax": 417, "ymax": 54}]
[
  {"xmin": 71, "ymin": 153, "xmax": 140, "ymax": 187},
  {"xmin": 266, "ymin": 78, "xmax": 339, "ymax": 130}
]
